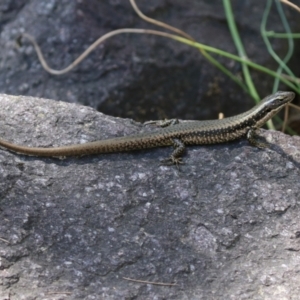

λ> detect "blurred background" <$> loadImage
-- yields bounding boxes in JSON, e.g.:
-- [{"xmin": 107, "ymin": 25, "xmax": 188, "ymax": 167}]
[{"xmin": 0, "ymin": 0, "xmax": 299, "ymax": 123}]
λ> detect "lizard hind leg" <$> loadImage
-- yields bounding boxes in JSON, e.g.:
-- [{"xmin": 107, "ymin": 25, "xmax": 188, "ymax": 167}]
[
  {"xmin": 144, "ymin": 119, "xmax": 179, "ymax": 128},
  {"xmin": 161, "ymin": 138, "xmax": 186, "ymax": 166}
]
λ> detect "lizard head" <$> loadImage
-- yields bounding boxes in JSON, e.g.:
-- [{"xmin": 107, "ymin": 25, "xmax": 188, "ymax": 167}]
[
  {"xmin": 254, "ymin": 91, "xmax": 295, "ymax": 128},
  {"xmin": 260, "ymin": 91, "xmax": 295, "ymax": 111}
]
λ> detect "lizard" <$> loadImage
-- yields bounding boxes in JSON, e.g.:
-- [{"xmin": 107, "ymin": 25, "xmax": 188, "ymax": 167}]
[{"xmin": 0, "ymin": 91, "xmax": 295, "ymax": 164}]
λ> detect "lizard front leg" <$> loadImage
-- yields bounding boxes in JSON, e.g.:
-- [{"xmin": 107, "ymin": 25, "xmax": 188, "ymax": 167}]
[{"xmin": 247, "ymin": 127, "xmax": 268, "ymax": 148}]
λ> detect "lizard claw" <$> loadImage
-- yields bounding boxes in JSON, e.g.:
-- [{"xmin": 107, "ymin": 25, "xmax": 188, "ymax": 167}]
[{"xmin": 160, "ymin": 156, "xmax": 184, "ymax": 167}]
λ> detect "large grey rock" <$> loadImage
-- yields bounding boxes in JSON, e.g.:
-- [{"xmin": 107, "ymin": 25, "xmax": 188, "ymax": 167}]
[{"xmin": 1, "ymin": 94, "xmax": 300, "ymax": 299}]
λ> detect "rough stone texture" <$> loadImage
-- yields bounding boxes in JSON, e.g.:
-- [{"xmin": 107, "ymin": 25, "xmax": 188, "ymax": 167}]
[
  {"xmin": 0, "ymin": 0, "xmax": 299, "ymax": 122},
  {"xmin": 1, "ymin": 94, "xmax": 300, "ymax": 299}
]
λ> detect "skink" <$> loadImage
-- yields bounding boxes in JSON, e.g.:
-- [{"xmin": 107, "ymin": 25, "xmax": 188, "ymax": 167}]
[{"xmin": 0, "ymin": 91, "xmax": 295, "ymax": 164}]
